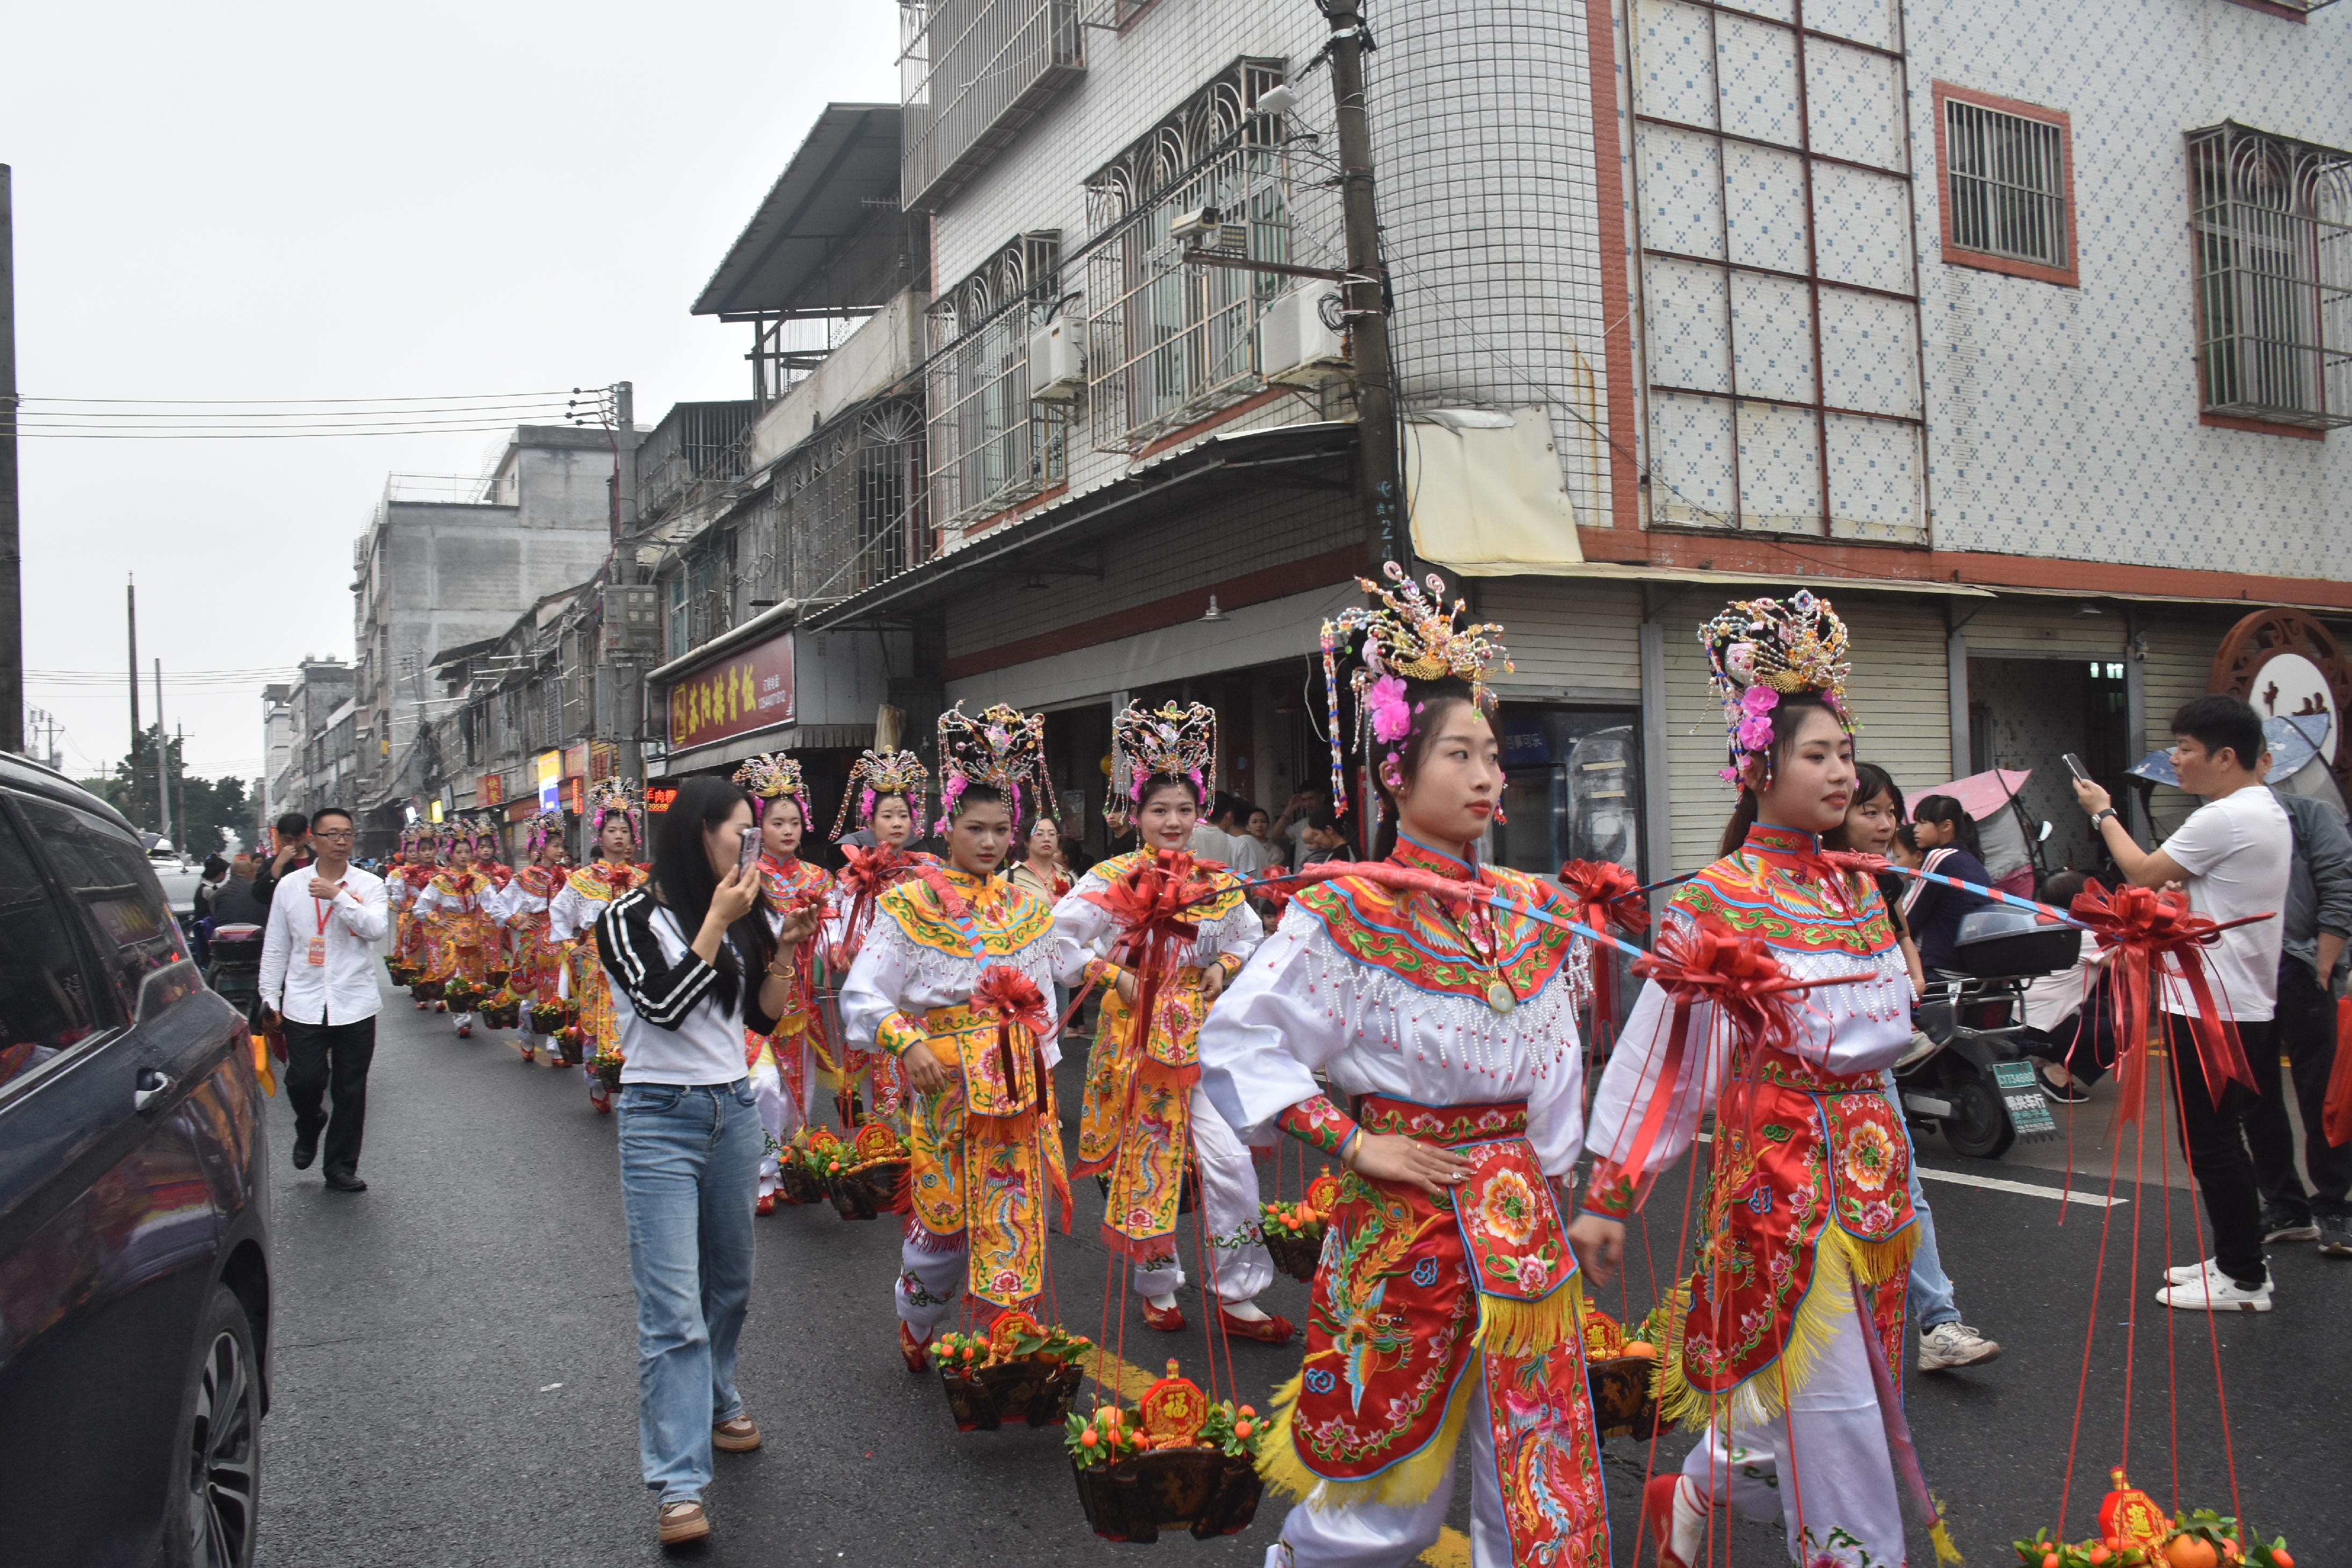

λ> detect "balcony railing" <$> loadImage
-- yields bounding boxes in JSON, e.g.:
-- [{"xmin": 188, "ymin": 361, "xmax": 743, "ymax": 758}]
[
  {"xmin": 2190, "ymin": 122, "xmax": 2352, "ymax": 431},
  {"xmin": 924, "ymin": 234, "xmax": 1065, "ymax": 530},
  {"xmin": 788, "ymin": 397, "xmax": 932, "ymax": 602},
  {"xmin": 899, "ymin": 0, "xmax": 1084, "ymax": 212},
  {"xmin": 637, "ymin": 401, "xmax": 758, "ymax": 520}
]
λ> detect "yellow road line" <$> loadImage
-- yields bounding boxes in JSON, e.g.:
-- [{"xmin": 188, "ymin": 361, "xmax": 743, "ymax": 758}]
[{"xmin": 1421, "ymin": 1526, "xmax": 1472, "ymax": 1566}]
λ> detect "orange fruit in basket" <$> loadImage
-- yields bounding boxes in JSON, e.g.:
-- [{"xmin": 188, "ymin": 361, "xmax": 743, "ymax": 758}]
[{"xmin": 1621, "ymin": 1340, "xmax": 1657, "ymax": 1360}]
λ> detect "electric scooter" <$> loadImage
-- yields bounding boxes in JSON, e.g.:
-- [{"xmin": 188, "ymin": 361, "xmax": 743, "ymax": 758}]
[{"xmin": 1893, "ymin": 905, "xmax": 2080, "ymax": 1159}]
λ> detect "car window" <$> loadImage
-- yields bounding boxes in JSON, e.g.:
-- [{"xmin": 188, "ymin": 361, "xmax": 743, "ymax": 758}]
[
  {"xmin": 16, "ymin": 798, "xmax": 186, "ymax": 1022},
  {"xmin": 0, "ymin": 809, "xmax": 102, "ymax": 1092}
]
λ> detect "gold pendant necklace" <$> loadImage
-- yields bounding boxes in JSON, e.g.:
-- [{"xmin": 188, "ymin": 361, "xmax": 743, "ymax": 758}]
[{"xmin": 1436, "ymin": 897, "xmax": 1516, "ymax": 1013}]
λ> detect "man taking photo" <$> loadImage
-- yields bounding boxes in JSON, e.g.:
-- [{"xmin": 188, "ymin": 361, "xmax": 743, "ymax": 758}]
[
  {"xmin": 251, "ymin": 810, "xmax": 315, "ymax": 905},
  {"xmin": 258, "ymin": 808, "xmax": 389, "ymax": 1193},
  {"xmin": 2074, "ymin": 694, "xmax": 2291, "ymax": 1311}
]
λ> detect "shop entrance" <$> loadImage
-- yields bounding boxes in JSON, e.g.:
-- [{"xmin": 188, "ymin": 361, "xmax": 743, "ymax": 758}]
[{"xmin": 1966, "ymin": 657, "xmax": 2131, "ymax": 876}]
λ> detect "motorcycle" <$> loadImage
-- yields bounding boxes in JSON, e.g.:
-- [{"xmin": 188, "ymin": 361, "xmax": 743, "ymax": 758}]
[{"xmin": 1893, "ymin": 905, "xmax": 2080, "ymax": 1159}]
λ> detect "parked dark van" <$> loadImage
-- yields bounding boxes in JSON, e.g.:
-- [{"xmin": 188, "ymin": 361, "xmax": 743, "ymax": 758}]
[{"xmin": 0, "ymin": 753, "xmax": 268, "ymax": 1566}]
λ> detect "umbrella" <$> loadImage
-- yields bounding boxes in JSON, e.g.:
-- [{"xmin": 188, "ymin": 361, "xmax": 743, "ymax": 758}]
[
  {"xmin": 2125, "ymin": 713, "xmax": 2330, "ymax": 788},
  {"xmin": 1911, "ymin": 768, "xmax": 2032, "ymax": 821}
]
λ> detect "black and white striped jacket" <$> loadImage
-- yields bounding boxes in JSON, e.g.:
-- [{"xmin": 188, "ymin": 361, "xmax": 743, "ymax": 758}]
[{"xmin": 595, "ymin": 887, "xmax": 779, "ymax": 1084}]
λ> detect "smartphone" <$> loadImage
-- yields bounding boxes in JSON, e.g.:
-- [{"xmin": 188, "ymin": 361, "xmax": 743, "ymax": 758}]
[
  {"xmin": 2060, "ymin": 752, "xmax": 2092, "ymax": 784},
  {"xmin": 736, "ymin": 824, "xmax": 760, "ymax": 877}
]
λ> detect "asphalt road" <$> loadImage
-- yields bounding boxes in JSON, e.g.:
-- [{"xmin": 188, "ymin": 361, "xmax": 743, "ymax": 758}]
[{"xmin": 252, "ymin": 982, "xmax": 2348, "ymax": 1566}]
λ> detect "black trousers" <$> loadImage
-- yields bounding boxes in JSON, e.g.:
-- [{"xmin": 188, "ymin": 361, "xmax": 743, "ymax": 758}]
[
  {"xmin": 2247, "ymin": 957, "xmax": 2351, "ymax": 1217},
  {"xmin": 2165, "ymin": 1012, "xmax": 2274, "ymax": 1287},
  {"xmin": 284, "ymin": 1015, "xmax": 378, "ymax": 1177}
]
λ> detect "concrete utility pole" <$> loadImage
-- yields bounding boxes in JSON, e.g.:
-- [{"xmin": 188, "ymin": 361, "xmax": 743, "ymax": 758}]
[
  {"xmin": 127, "ymin": 578, "xmax": 144, "ymax": 829},
  {"xmin": 154, "ymin": 658, "xmax": 171, "ymax": 844},
  {"xmin": 1322, "ymin": 2, "xmax": 1402, "ymax": 574},
  {"xmin": 0, "ymin": 166, "xmax": 21, "ymax": 756}
]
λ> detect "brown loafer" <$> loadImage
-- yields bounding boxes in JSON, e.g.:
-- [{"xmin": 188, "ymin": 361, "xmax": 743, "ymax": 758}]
[
  {"xmin": 657, "ymin": 1499, "xmax": 709, "ymax": 1545},
  {"xmin": 712, "ymin": 1415, "xmax": 761, "ymax": 1453}
]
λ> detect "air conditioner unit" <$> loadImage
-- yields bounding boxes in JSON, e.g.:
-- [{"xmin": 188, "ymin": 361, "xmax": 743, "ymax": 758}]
[
  {"xmin": 1028, "ymin": 315, "xmax": 1086, "ymax": 403},
  {"xmin": 1261, "ymin": 285, "xmax": 1351, "ymax": 388}
]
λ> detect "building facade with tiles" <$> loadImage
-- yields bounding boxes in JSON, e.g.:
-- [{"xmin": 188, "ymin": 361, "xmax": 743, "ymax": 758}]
[{"xmin": 645, "ymin": 0, "xmax": 2350, "ymax": 896}]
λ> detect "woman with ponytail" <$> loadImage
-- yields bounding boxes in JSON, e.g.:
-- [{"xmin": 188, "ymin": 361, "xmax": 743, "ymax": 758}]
[
  {"xmin": 1572, "ymin": 593, "xmax": 1952, "ymax": 1568},
  {"xmin": 1197, "ymin": 565, "xmax": 1610, "ymax": 1568}
]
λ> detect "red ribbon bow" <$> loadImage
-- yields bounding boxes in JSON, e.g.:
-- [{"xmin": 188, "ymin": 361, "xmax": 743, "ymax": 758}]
[
  {"xmin": 1080, "ymin": 850, "xmax": 1217, "ymax": 1067},
  {"xmin": 970, "ymin": 963, "xmax": 1050, "ymax": 1114},
  {"xmin": 834, "ymin": 844, "xmax": 929, "ymax": 965},
  {"xmin": 2068, "ymin": 879, "xmax": 2261, "ymax": 1116},
  {"xmin": 1557, "ymin": 859, "xmax": 1649, "ymax": 936}
]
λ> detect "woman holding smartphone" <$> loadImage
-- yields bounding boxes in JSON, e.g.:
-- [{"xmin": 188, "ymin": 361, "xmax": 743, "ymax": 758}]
[{"xmin": 594, "ymin": 775, "xmax": 821, "ymax": 1548}]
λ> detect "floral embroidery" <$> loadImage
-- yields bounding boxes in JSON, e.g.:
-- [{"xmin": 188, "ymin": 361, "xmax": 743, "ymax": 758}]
[
  {"xmin": 1840, "ymin": 1119, "xmax": 1896, "ymax": 1194},
  {"xmin": 1477, "ymin": 1168, "xmax": 1539, "ymax": 1248},
  {"xmin": 1276, "ymin": 1094, "xmax": 1361, "ymax": 1158}
]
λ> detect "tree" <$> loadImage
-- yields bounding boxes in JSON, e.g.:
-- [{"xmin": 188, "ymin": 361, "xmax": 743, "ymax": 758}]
[{"xmin": 82, "ymin": 728, "xmax": 249, "ymax": 854}]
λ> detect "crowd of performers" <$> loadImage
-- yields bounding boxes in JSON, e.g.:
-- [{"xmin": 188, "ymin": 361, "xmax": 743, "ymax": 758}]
[{"xmin": 374, "ymin": 569, "xmax": 2274, "ymax": 1568}]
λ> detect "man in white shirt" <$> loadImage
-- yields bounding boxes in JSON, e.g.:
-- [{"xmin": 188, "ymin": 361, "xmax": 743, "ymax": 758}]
[
  {"xmin": 259, "ymin": 807, "xmax": 390, "ymax": 1192},
  {"xmin": 2074, "ymin": 694, "xmax": 2290, "ymax": 1311}
]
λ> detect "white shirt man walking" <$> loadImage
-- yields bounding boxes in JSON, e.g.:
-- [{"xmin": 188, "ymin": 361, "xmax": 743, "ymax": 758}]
[{"xmin": 259, "ymin": 807, "xmax": 390, "ymax": 1192}]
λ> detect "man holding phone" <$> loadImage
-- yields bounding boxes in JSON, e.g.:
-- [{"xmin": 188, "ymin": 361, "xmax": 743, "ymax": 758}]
[{"xmin": 259, "ymin": 808, "xmax": 391, "ymax": 1192}]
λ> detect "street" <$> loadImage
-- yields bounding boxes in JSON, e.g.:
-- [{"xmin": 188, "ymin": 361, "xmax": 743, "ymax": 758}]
[{"xmin": 254, "ymin": 983, "xmax": 2349, "ymax": 1567}]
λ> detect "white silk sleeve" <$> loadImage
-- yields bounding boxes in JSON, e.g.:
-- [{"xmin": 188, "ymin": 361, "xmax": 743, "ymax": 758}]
[
  {"xmin": 1048, "ymin": 870, "xmax": 1115, "ymax": 985},
  {"xmin": 1196, "ymin": 906, "xmax": 1342, "ymax": 1146},
  {"xmin": 837, "ymin": 919, "xmax": 913, "ymax": 1054},
  {"xmin": 1581, "ymin": 913, "xmax": 1730, "ymax": 1200}
]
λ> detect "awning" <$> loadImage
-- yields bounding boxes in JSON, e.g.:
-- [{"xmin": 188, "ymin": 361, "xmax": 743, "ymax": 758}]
[{"xmin": 691, "ymin": 104, "xmax": 904, "ymax": 318}]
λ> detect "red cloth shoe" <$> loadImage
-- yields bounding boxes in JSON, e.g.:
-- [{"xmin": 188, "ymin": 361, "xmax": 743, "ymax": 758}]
[
  {"xmin": 1644, "ymin": 1475, "xmax": 1692, "ymax": 1568},
  {"xmin": 1141, "ymin": 1300, "xmax": 1186, "ymax": 1333},
  {"xmin": 898, "ymin": 1322, "xmax": 931, "ymax": 1373},
  {"xmin": 1217, "ymin": 1308, "xmax": 1295, "ymax": 1344},
  {"xmin": 456, "ymin": 1024, "xmax": 472, "ymax": 1039},
  {"xmin": 755, "ymin": 1192, "xmax": 777, "ymax": 1217},
  {"xmin": 590, "ymin": 1085, "xmax": 612, "ymax": 1115}
]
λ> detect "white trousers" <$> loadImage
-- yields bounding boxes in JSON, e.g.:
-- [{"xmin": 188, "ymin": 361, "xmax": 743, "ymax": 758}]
[
  {"xmin": 751, "ymin": 1057, "xmax": 789, "ymax": 1196},
  {"xmin": 1133, "ymin": 1085, "xmax": 1274, "ymax": 1302},
  {"xmin": 1265, "ymin": 1374, "xmax": 1509, "ymax": 1567},
  {"xmin": 1678, "ymin": 1289, "xmax": 1904, "ymax": 1567},
  {"xmin": 894, "ymin": 1225, "xmax": 967, "ymax": 1335}
]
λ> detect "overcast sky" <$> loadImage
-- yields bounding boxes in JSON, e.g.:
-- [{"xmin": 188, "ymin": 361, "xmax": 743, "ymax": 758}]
[{"xmin": 2, "ymin": 3, "xmax": 898, "ymax": 787}]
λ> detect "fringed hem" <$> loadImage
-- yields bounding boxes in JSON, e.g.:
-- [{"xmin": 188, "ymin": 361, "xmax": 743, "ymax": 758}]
[
  {"xmin": 1476, "ymin": 1273, "xmax": 1582, "ymax": 1361},
  {"xmin": 1929, "ymin": 1511, "xmax": 1964, "ymax": 1566},
  {"xmin": 1258, "ymin": 1360, "xmax": 1485, "ymax": 1514},
  {"xmin": 903, "ymin": 1217, "xmax": 966, "ymax": 1255},
  {"xmin": 1839, "ymin": 1219, "xmax": 1918, "ymax": 1292},
  {"xmin": 1658, "ymin": 1225, "xmax": 1885, "ymax": 1433},
  {"xmin": 1098, "ymin": 1222, "xmax": 1179, "ymax": 1265}
]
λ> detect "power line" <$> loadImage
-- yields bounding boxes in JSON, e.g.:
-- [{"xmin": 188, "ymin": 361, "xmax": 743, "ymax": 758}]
[{"xmin": 18, "ymin": 389, "xmax": 587, "ymax": 405}]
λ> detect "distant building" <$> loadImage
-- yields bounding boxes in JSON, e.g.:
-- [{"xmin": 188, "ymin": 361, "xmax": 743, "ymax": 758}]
[{"xmin": 263, "ymin": 658, "xmax": 355, "ymax": 824}]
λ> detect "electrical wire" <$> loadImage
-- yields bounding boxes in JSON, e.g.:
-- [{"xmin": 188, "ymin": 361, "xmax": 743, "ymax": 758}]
[{"xmin": 8, "ymin": 388, "xmax": 612, "ymax": 440}]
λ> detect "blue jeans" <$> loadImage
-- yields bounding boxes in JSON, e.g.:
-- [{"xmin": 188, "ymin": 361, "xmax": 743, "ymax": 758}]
[
  {"xmin": 1883, "ymin": 1078, "xmax": 1958, "ymax": 1330},
  {"xmin": 618, "ymin": 1079, "xmax": 762, "ymax": 1502}
]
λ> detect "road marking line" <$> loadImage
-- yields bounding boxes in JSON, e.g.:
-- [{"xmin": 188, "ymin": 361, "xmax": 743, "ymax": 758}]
[
  {"xmin": 1421, "ymin": 1526, "xmax": 1472, "ymax": 1566},
  {"xmin": 1915, "ymin": 1166, "xmax": 2126, "ymax": 1207}
]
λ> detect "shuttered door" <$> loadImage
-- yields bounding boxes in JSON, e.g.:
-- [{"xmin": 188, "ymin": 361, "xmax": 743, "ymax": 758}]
[
  {"xmin": 1477, "ymin": 580, "xmax": 1643, "ymax": 696},
  {"xmin": 1661, "ymin": 594, "xmax": 1952, "ymax": 876},
  {"xmin": 1963, "ymin": 601, "xmax": 2128, "ymax": 659},
  {"xmin": 2138, "ymin": 614, "xmax": 2228, "ymax": 836}
]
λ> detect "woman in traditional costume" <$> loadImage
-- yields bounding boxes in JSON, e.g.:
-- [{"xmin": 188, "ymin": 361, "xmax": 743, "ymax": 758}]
[
  {"xmin": 1570, "ymin": 593, "xmax": 1951, "ymax": 1568},
  {"xmin": 551, "ymin": 782, "xmax": 650, "ymax": 1113},
  {"xmin": 734, "ymin": 752, "xmax": 833, "ymax": 1211},
  {"xmin": 1197, "ymin": 565, "xmax": 1610, "ymax": 1568},
  {"xmin": 500, "ymin": 810, "xmax": 573, "ymax": 1065},
  {"xmin": 838, "ymin": 704, "xmax": 1069, "ymax": 1371},
  {"xmin": 1052, "ymin": 700, "xmax": 1288, "ymax": 1342},
  {"xmin": 415, "ymin": 815, "xmax": 508, "ymax": 1038},
  {"xmin": 388, "ymin": 827, "xmax": 429, "ymax": 993},
  {"xmin": 823, "ymin": 747, "xmax": 933, "ymax": 1126}
]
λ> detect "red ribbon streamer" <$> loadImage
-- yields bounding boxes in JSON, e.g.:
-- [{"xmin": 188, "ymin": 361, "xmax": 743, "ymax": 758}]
[
  {"xmin": 1559, "ymin": 859, "xmax": 1649, "ymax": 1041},
  {"xmin": 969, "ymin": 963, "xmax": 1049, "ymax": 1114},
  {"xmin": 2068, "ymin": 879, "xmax": 2259, "ymax": 1119}
]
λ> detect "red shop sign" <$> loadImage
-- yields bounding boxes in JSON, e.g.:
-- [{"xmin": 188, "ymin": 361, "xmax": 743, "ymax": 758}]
[{"xmin": 666, "ymin": 630, "xmax": 795, "ymax": 751}]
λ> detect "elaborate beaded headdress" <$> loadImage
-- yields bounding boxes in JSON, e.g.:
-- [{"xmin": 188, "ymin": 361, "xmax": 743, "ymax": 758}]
[
  {"xmin": 934, "ymin": 702, "xmax": 1054, "ymax": 834},
  {"xmin": 1698, "ymin": 590, "xmax": 1854, "ymax": 788},
  {"xmin": 1110, "ymin": 701, "xmax": 1215, "ymax": 808},
  {"xmin": 829, "ymin": 749, "xmax": 930, "ymax": 841},
  {"xmin": 525, "ymin": 810, "xmax": 566, "ymax": 853},
  {"xmin": 586, "ymin": 779, "xmax": 643, "ymax": 844},
  {"xmin": 733, "ymin": 752, "xmax": 814, "ymax": 839},
  {"xmin": 1318, "ymin": 561, "xmax": 1512, "ymax": 818},
  {"xmin": 469, "ymin": 812, "xmax": 504, "ymax": 858}
]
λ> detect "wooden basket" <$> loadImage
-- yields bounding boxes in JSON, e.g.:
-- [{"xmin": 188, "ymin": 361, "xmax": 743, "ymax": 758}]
[
  {"xmin": 938, "ymin": 1358, "xmax": 1082, "ymax": 1432},
  {"xmin": 824, "ymin": 1157, "xmax": 909, "ymax": 1221},
  {"xmin": 1585, "ymin": 1354, "xmax": 1661, "ymax": 1441},
  {"xmin": 777, "ymin": 1163, "xmax": 824, "ymax": 1206},
  {"xmin": 480, "ymin": 1001, "xmax": 520, "ymax": 1030},
  {"xmin": 529, "ymin": 1003, "xmax": 571, "ymax": 1034},
  {"xmin": 410, "ymin": 979, "xmax": 445, "ymax": 1001},
  {"xmin": 1264, "ymin": 1230, "xmax": 1323, "ymax": 1285},
  {"xmin": 485, "ymin": 968, "xmax": 511, "ymax": 990},
  {"xmin": 1070, "ymin": 1448, "xmax": 1264, "ymax": 1543}
]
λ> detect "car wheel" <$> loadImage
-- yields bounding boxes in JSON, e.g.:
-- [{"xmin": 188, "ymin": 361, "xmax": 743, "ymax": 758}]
[
  {"xmin": 167, "ymin": 1286, "xmax": 260, "ymax": 1568},
  {"xmin": 1941, "ymin": 1071, "xmax": 2016, "ymax": 1160}
]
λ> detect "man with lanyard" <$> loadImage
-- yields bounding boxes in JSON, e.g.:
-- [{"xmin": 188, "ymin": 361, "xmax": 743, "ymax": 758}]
[{"xmin": 259, "ymin": 808, "xmax": 391, "ymax": 1193}]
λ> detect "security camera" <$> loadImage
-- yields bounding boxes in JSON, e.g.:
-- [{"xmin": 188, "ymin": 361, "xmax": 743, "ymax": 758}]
[
  {"xmin": 1171, "ymin": 206, "xmax": 1225, "ymax": 244},
  {"xmin": 1252, "ymin": 83, "xmax": 1300, "ymax": 118}
]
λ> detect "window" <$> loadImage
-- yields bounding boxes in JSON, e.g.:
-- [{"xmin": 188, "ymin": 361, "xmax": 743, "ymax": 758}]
[
  {"xmin": 1629, "ymin": 0, "xmax": 1925, "ymax": 541},
  {"xmin": 2188, "ymin": 121, "xmax": 2352, "ymax": 431},
  {"xmin": 18, "ymin": 799, "xmax": 183, "ymax": 1025},
  {"xmin": 923, "ymin": 233, "xmax": 1066, "ymax": 529},
  {"xmin": 1082, "ymin": 60, "xmax": 1291, "ymax": 452},
  {"xmin": 0, "ymin": 809, "xmax": 100, "ymax": 1094},
  {"xmin": 1934, "ymin": 84, "xmax": 2075, "ymax": 285}
]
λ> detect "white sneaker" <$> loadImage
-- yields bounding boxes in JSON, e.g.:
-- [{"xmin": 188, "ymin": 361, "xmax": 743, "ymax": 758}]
[
  {"xmin": 1918, "ymin": 1321, "xmax": 2002, "ymax": 1371},
  {"xmin": 2165, "ymin": 1256, "xmax": 2223, "ymax": 1286},
  {"xmin": 2155, "ymin": 1274, "xmax": 2272, "ymax": 1312}
]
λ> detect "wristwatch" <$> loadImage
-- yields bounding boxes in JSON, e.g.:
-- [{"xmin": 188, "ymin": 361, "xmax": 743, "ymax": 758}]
[{"xmin": 2089, "ymin": 808, "xmax": 2118, "ymax": 832}]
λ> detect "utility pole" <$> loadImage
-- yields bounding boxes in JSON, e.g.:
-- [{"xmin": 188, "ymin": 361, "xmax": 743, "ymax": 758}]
[
  {"xmin": 0, "ymin": 165, "xmax": 21, "ymax": 756},
  {"xmin": 127, "ymin": 578, "xmax": 144, "ymax": 830},
  {"xmin": 154, "ymin": 657, "xmax": 171, "ymax": 845},
  {"xmin": 1321, "ymin": 2, "xmax": 1402, "ymax": 574}
]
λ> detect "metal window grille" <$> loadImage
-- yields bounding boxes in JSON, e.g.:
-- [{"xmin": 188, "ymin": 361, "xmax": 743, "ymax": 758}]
[
  {"xmin": 923, "ymin": 234, "xmax": 1065, "ymax": 528},
  {"xmin": 2189, "ymin": 122, "xmax": 2352, "ymax": 430},
  {"xmin": 786, "ymin": 397, "xmax": 931, "ymax": 601},
  {"xmin": 1946, "ymin": 100, "xmax": 2067, "ymax": 268},
  {"xmin": 898, "ymin": 0, "xmax": 1084, "ymax": 212},
  {"xmin": 1083, "ymin": 62, "xmax": 1291, "ymax": 453}
]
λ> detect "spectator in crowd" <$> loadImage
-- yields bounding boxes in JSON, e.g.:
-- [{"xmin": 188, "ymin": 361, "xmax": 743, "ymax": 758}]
[
  {"xmin": 1008, "ymin": 815, "xmax": 1073, "ymax": 904},
  {"xmin": 2019, "ymin": 869, "xmax": 2119, "ymax": 1104},
  {"xmin": 1272, "ymin": 788, "xmax": 1323, "ymax": 870},
  {"xmin": 206, "ymin": 852, "xmax": 273, "ymax": 932},
  {"xmin": 1243, "ymin": 804, "xmax": 1275, "ymax": 860},
  {"xmin": 252, "ymin": 810, "xmax": 315, "ymax": 905},
  {"xmin": 1829, "ymin": 763, "xmax": 1999, "ymax": 1371},
  {"xmin": 1219, "ymin": 798, "xmax": 1273, "ymax": 874},
  {"xmin": 257, "ymin": 808, "xmax": 389, "ymax": 1194},
  {"xmin": 2074, "ymin": 694, "xmax": 2291, "ymax": 1311},
  {"xmin": 1903, "ymin": 794, "xmax": 1992, "ymax": 975},
  {"xmin": 2248, "ymin": 749, "xmax": 2352, "ymax": 1257},
  {"xmin": 1189, "ymin": 792, "xmax": 1243, "ymax": 866},
  {"xmin": 192, "ymin": 853, "xmax": 230, "ymax": 966},
  {"xmin": 1296, "ymin": 804, "xmax": 1353, "ymax": 867}
]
